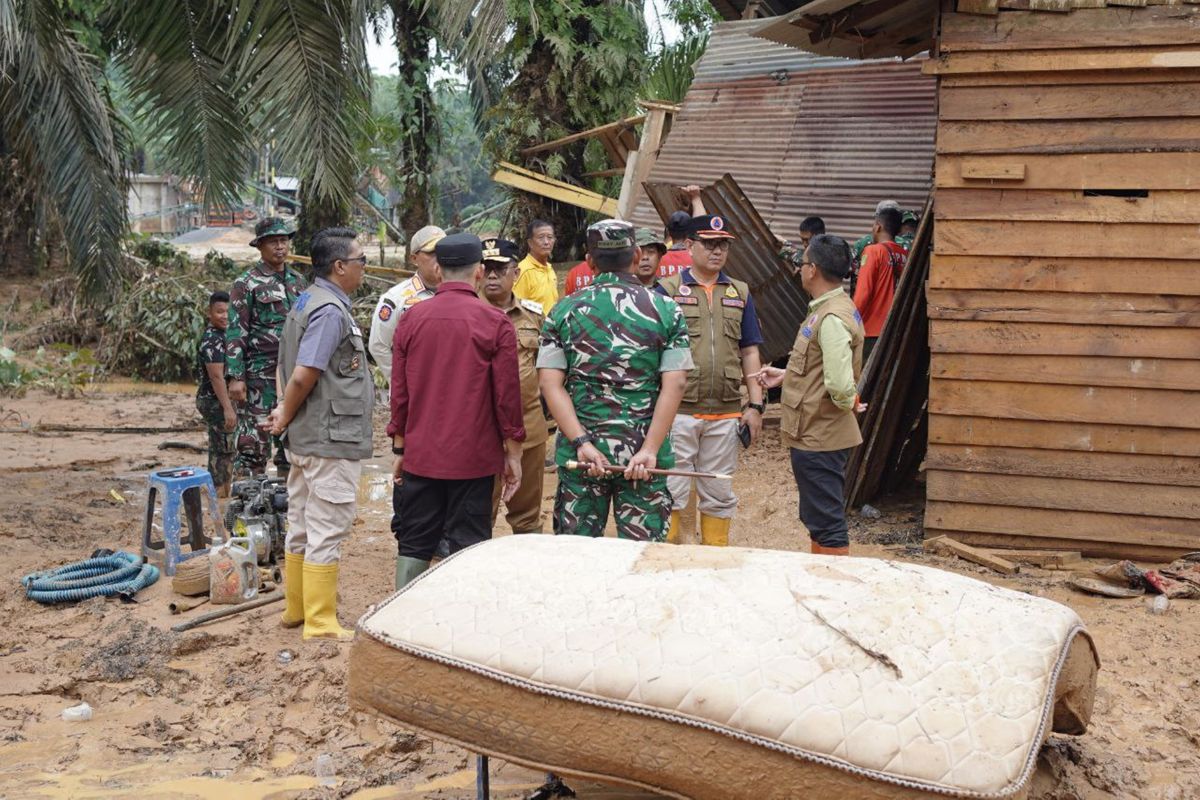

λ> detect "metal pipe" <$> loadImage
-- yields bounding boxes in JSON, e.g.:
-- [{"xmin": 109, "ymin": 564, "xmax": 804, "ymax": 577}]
[{"xmin": 170, "ymin": 592, "xmax": 284, "ymax": 633}]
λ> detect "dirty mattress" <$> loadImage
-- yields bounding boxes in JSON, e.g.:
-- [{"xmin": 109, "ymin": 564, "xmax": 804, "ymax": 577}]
[{"xmin": 349, "ymin": 536, "xmax": 1098, "ymax": 799}]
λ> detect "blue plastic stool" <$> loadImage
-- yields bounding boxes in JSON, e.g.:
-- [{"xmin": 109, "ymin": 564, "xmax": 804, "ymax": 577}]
[{"xmin": 141, "ymin": 467, "xmax": 220, "ymax": 576}]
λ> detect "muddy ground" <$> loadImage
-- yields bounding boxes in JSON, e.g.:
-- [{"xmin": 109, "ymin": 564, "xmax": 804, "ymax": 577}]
[{"xmin": 0, "ymin": 383, "xmax": 1196, "ymax": 800}]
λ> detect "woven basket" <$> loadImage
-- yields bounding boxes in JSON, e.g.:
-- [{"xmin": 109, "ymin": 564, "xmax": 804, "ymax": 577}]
[{"xmin": 171, "ymin": 558, "xmax": 210, "ymax": 597}]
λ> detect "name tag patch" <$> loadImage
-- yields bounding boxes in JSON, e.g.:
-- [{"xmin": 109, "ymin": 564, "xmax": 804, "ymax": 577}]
[
  {"xmin": 721, "ymin": 298, "xmax": 745, "ymax": 309},
  {"xmin": 674, "ymin": 296, "xmax": 699, "ymax": 305}
]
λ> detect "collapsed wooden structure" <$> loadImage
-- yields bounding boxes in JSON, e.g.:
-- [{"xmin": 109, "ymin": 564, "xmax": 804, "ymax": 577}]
[{"xmin": 762, "ymin": 0, "xmax": 1200, "ymax": 560}]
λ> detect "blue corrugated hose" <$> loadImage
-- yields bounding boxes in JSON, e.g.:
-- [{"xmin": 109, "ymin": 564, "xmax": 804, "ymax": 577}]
[{"xmin": 21, "ymin": 552, "xmax": 160, "ymax": 604}]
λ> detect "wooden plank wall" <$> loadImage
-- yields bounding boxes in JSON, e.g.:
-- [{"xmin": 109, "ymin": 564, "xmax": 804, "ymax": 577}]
[{"xmin": 925, "ymin": 6, "xmax": 1200, "ymax": 561}]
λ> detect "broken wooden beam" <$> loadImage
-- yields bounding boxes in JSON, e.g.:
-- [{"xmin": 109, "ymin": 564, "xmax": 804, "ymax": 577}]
[
  {"xmin": 491, "ymin": 162, "xmax": 619, "ymax": 216},
  {"xmin": 925, "ymin": 535, "xmax": 1021, "ymax": 575},
  {"xmin": 983, "ymin": 549, "xmax": 1082, "ymax": 569},
  {"xmin": 518, "ymin": 115, "xmax": 646, "ymax": 157}
]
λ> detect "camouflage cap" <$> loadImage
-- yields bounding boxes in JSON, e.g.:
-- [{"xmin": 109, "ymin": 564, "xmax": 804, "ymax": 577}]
[
  {"xmin": 635, "ymin": 227, "xmax": 666, "ymax": 251},
  {"xmin": 249, "ymin": 216, "xmax": 295, "ymax": 247},
  {"xmin": 586, "ymin": 219, "xmax": 635, "ymax": 251},
  {"xmin": 901, "ymin": 210, "xmax": 919, "ymax": 224}
]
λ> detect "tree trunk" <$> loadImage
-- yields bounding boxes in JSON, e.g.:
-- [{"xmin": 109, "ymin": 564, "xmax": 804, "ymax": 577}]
[
  {"xmin": 392, "ymin": 0, "xmax": 437, "ymax": 239},
  {"xmin": 294, "ymin": 179, "xmax": 349, "ymax": 257}
]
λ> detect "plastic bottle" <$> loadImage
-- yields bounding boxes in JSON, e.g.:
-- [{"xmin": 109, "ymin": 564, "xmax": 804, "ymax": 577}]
[
  {"xmin": 209, "ymin": 537, "xmax": 258, "ymax": 605},
  {"xmin": 1148, "ymin": 595, "xmax": 1170, "ymax": 615},
  {"xmin": 62, "ymin": 702, "xmax": 93, "ymax": 722},
  {"xmin": 314, "ymin": 753, "xmax": 336, "ymax": 787}
]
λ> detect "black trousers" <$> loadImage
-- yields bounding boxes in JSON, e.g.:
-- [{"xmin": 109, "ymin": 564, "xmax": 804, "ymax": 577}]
[
  {"xmin": 396, "ymin": 472, "xmax": 493, "ymax": 562},
  {"xmin": 863, "ymin": 336, "xmax": 878, "ymax": 365},
  {"xmin": 789, "ymin": 447, "xmax": 852, "ymax": 549}
]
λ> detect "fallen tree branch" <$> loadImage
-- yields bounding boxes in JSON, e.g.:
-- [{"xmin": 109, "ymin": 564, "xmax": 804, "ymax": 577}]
[
  {"xmin": 35, "ymin": 422, "xmax": 203, "ymax": 434},
  {"xmin": 159, "ymin": 440, "xmax": 207, "ymax": 453}
]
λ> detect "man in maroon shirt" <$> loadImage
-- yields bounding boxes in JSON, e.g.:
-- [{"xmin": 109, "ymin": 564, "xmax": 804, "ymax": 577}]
[{"xmin": 388, "ymin": 233, "xmax": 526, "ymax": 589}]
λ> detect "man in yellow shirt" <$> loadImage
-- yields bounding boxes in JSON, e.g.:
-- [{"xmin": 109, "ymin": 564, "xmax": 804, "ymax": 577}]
[{"xmin": 514, "ymin": 219, "xmax": 559, "ymax": 312}]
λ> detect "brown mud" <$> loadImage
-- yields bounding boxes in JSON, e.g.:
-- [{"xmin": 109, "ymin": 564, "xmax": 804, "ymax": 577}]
[{"xmin": 0, "ymin": 386, "xmax": 1196, "ymax": 799}]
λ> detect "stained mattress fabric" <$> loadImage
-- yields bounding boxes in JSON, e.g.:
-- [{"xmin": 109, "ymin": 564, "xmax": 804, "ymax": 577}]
[{"xmin": 350, "ymin": 536, "xmax": 1098, "ymax": 799}]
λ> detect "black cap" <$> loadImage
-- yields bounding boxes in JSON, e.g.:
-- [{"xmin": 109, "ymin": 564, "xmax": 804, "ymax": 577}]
[
  {"xmin": 435, "ymin": 233, "xmax": 483, "ymax": 268},
  {"xmin": 586, "ymin": 219, "xmax": 636, "ymax": 252},
  {"xmin": 481, "ymin": 238, "xmax": 519, "ymax": 263},
  {"xmin": 686, "ymin": 214, "xmax": 736, "ymax": 240},
  {"xmin": 667, "ymin": 210, "xmax": 691, "ymax": 235}
]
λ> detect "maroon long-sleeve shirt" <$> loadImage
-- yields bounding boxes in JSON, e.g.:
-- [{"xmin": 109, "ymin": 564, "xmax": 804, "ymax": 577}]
[{"xmin": 387, "ymin": 282, "xmax": 526, "ymax": 480}]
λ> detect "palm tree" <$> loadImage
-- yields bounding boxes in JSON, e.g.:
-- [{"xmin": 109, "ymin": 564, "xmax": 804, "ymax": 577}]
[{"xmin": 1, "ymin": 0, "xmax": 369, "ymax": 295}]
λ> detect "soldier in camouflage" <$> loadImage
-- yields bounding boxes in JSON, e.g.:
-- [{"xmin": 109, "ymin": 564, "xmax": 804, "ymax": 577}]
[
  {"xmin": 226, "ymin": 217, "xmax": 307, "ymax": 477},
  {"xmin": 195, "ymin": 290, "xmax": 236, "ymax": 496},
  {"xmin": 895, "ymin": 210, "xmax": 919, "ymax": 252},
  {"xmin": 537, "ymin": 219, "xmax": 693, "ymax": 541}
]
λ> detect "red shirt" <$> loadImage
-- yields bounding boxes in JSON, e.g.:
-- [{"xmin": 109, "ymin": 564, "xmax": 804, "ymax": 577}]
[
  {"xmin": 658, "ymin": 246, "xmax": 691, "ymax": 278},
  {"xmin": 388, "ymin": 282, "xmax": 526, "ymax": 479},
  {"xmin": 853, "ymin": 241, "xmax": 908, "ymax": 337},
  {"xmin": 564, "ymin": 261, "xmax": 594, "ymax": 295}
]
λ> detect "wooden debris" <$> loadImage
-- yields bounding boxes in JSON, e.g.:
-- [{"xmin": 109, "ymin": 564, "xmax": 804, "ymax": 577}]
[
  {"xmin": 159, "ymin": 441, "xmax": 207, "ymax": 453},
  {"xmin": 925, "ymin": 535, "xmax": 1021, "ymax": 575},
  {"xmin": 984, "ymin": 548, "xmax": 1082, "ymax": 569},
  {"xmin": 35, "ymin": 422, "xmax": 203, "ymax": 434}
]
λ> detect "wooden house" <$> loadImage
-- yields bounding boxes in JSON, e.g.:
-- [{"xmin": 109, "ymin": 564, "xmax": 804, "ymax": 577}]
[{"xmin": 752, "ymin": 0, "xmax": 1200, "ymax": 560}]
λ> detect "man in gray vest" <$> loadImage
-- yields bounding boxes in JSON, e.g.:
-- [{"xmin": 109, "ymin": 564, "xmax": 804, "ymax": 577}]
[{"xmin": 267, "ymin": 227, "xmax": 372, "ymax": 640}]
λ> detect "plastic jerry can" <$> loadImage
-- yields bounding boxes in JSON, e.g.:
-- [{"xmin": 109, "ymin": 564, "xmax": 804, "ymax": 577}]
[{"xmin": 209, "ymin": 537, "xmax": 259, "ymax": 605}]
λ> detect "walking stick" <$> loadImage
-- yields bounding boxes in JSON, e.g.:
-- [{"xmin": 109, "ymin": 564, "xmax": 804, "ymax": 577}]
[{"xmin": 564, "ymin": 460, "xmax": 733, "ymax": 481}]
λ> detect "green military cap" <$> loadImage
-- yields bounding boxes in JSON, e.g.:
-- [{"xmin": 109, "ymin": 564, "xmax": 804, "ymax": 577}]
[
  {"xmin": 635, "ymin": 227, "xmax": 667, "ymax": 252},
  {"xmin": 249, "ymin": 216, "xmax": 295, "ymax": 247},
  {"xmin": 587, "ymin": 219, "xmax": 635, "ymax": 251},
  {"xmin": 901, "ymin": 210, "xmax": 919, "ymax": 225}
]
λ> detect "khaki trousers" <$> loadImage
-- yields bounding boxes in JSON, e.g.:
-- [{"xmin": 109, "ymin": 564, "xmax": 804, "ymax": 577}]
[
  {"xmin": 667, "ymin": 415, "xmax": 739, "ymax": 519},
  {"xmin": 491, "ymin": 441, "xmax": 547, "ymax": 533},
  {"xmin": 284, "ymin": 451, "xmax": 361, "ymax": 565}
]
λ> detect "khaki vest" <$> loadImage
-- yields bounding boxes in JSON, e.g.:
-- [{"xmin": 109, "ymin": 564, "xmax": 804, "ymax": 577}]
[
  {"xmin": 660, "ymin": 272, "xmax": 750, "ymax": 415},
  {"xmin": 780, "ymin": 291, "xmax": 864, "ymax": 452},
  {"xmin": 279, "ymin": 284, "xmax": 374, "ymax": 460}
]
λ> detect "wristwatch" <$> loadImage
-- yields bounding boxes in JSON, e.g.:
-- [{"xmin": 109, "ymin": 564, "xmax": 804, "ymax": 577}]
[
  {"xmin": 746, "ymin": 402, "xmax": 766, "ymax": 414},
  {"xmin": 391, "ymin": 446, "xmax": 405, "ymax": 455},
  {"xmin": 570, "ymin": 433, "xmax": 594, "ymax": 449}
]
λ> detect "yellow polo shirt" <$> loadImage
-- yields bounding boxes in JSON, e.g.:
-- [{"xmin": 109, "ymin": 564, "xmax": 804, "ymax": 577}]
[{"xmin": 514, "ymin": 254, "xmax": 559, "ymax": 312}]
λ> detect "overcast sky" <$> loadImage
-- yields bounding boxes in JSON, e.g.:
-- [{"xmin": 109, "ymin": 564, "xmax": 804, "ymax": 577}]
[{"xmin": 366, "ymin": 0, "xmax": 682, "ymax": 76}]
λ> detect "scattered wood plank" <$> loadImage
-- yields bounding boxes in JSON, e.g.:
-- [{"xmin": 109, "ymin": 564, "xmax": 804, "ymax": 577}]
[
  {"xmin": 491, "ymin": 162, "xmax": 618, "ymax": 216},
  {"xmin": 0, "ymin": 456, "xmax": 120, "ymax": 474},
  {"xmin": 928, "ymin": 527, "xmax": 1186, "ymax": 562},
  {"xmin": 35, "ymin": 423, "xmax": 204, "ymax": 434},
  {"xmin": 925, "ymin": 535, "xmax": 1021, "ymax": 575},
  {"xmin": 982, "ymin": 549, "xmax": 1082, "ymax": 569},
  {"xmin": 159, "ymin": 441, "xmax": 207, "ymax": 453}
]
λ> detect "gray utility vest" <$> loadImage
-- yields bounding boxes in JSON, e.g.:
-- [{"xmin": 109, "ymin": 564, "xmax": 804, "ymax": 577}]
[{"xmin": 279, "ymin": 284, "xmax": 374, "ymax": 460}]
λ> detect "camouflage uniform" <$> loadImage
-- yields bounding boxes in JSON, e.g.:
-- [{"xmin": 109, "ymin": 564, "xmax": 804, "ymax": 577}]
[
  {"xmin": 537, "ymin": 271, "xmax": 693, "ymax": 541},
  {"xmin": 195, "ymin": 324, "xmax": 235, "ymax": 489},
  {"xmin": 226, "ymin": 261, "xmax": 307, "ymax": 476}
]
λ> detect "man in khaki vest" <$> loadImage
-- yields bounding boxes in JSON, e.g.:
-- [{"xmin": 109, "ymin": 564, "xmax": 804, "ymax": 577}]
[
  {"xmin": 268, "ymin": 227, "xmax": 373, "ymax": 640},
  {"xmin": 657, "ymin": 214, "xmax": 765, "ymax": 547},
  {"xmin": 755, "ymin": 234, "xmax": 864, "ymax": 556},
  {"xmin": 480, "ymin": 237, "xmax": 548, "ymax": 533}
]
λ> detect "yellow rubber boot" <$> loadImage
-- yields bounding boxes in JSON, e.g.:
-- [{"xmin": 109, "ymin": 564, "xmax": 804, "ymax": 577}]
[
  {"xmin": 699, "ymin": 514, "xmax": 730, "ymax": 547},
  {"xmin": 302, "ymin": 561, "xmax": 353, "ymax": 641},
  {"xmin": 666, "ymin": 511, "xmax": 681, "ymax": 544},
  {"xmin": 280, "ymin": 552, "xmax": 305, "ymax": 628}
]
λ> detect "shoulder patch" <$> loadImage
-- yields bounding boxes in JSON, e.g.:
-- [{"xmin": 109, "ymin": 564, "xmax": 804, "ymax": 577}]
[
  {"xmin": 674, "ymin": 296, "xmax": 699, "ymax": 306},
  {"xmin": 378, "ymin": 302, "xmax": 393, "ymax": 322},
  {"xmin": 295, "ymin": 292, "xmax": 311, "ymax": 312},
  {"xmin": 725, "ymin": 285, "xmax": 739, "ymax": 298},
  {"xmin": 853, "ymin": 309, "xmax": 863, "ymax": 325},
  {"xmin": 721, "ymin": 298, "xmax": 745, "ymax": 309},
  {"xmin": 520, "ymin": 298, "xmax": 543, "ymax": 315}
]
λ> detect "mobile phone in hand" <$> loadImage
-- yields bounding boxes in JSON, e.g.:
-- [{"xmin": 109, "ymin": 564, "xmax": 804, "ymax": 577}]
[{"xmin": 737, "ymin": 422, "xmax": 751, "ymax": 449}]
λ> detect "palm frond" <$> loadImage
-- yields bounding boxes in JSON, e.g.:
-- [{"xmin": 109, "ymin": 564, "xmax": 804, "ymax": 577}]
[
  {"xmin": 230, "ymin": 0, "xmax": 371, "ymax": 210},
  {"xmin": 109, "ymin": 0, "xmax": 252, "ymax": 208},
  {"xmin": 1, "ymin": 0, "xmax": 127, "ymax": 296}
]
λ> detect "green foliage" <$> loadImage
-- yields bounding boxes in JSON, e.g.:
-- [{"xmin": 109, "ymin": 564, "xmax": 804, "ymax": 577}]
[
  {"xmin": 642, "ymin": 32, "xmax": 708, "ymax": 104},
  {"xmin": 132, "ymin": 236, "xmax": 189, "ymax": 270},
  {"xmin": 0, "ymin": 345, "xmax": 99, "ymax": 397}
]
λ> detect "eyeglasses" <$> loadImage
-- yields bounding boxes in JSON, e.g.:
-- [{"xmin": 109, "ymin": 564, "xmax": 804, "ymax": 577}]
[
  {"xmin": 339, "ymin": 255, "xmax": 368, "ymax": 266},
  {"xmin": 696, "ymin": 239, "xmax": 731, "ymax": 253}
]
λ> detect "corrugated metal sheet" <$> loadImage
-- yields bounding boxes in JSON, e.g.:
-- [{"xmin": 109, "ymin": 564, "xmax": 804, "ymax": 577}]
[
  {"xmin": 630, "ymin": 20, "xmax": 936, "ymax": 247},
  {"xmin": 644, "ymin": 174, "xmax": 808, "ymax": 365}
]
